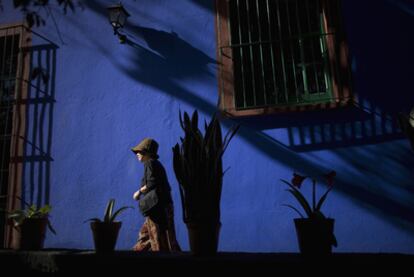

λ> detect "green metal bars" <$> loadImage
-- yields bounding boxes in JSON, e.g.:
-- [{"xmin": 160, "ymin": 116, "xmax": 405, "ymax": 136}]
[{"xmin": 226, "ymin": 0, "xmax": 333, "ymax": 110}]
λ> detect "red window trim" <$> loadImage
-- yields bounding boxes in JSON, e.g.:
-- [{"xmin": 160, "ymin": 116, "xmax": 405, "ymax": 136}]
[
  {"xmin": 0, "ymin": 23, "xmax": 31, "ymax": 248},
  {"xmin": 214, "ymin": 0, "xmax": 354, "ymax": 118}
]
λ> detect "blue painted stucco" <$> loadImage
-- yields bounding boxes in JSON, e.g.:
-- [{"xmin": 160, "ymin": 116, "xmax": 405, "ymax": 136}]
[{"xmin": 2, "ymin": 0, "xmax": 414, "ymax": 253}]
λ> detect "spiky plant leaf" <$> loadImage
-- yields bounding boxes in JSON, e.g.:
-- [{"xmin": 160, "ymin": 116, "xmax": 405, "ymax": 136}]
[
  {"xmin": 8, "ymin": 210, "xmax": 26, "ymax": 224},
  {"xmin": 84, "ymin": 218, "xmax": 102, "ymax": 223},
  {"xmin": 282, "ymin": 204, "xmax": 305, "ymax": 218},
  {"xmin": 47, "ymin": 220, "xmax": 57, "ymax": 235},
  {"xmin": 285, "ymin": 188, "xmax": 313, "ymax": 218},
  {"xmin": 315, "ymin": 186, "xmax": 333, "ymax": 213},
  {"xmin": 104, "ymin": 199, "xmax": 115, "ymax": 222},
  {"xmin": 191, "ymin": 110, "xmax": 198, "ymax": 133},
  {"xmin": 110, "ymin": 206, "xmax": 133, "ymax": 222},
  {"xmin": 38, "ymin": 205, "xmax": 52, "ymax": 215},
  {"xmin": 172, "ymin": 110, "xmax": 238, "ymax": 223}
]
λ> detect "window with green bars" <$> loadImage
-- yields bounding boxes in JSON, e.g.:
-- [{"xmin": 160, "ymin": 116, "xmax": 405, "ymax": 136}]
[{"xmin": 216, "ymin": 0, "xmax": 352, "ymax": 117}]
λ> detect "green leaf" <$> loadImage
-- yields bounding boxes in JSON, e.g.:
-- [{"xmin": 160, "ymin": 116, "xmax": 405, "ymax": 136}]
[
  {"xmin": 27, "ymin": 204, "xmax": 38, "ymax": 217},
  {"xmin": 315, "ymin": 186, "xmax": 333, "ymax": 212},
  {"xmin": 84, "ymin": 218, "xmax": 102, "ymax": 223},
  {"xmin": 191, "ymin": 110, "xmax": 198, "ymax": 132},
  {"xmin": 38, "ymin": 204, "xmax": 52, "ymax": 215},
  {"xmin": 47, "ymin": 220, "xmax": 56, "ymax": 235},
  {"xmin": 109, "ymin": 206, "xmax": 133, "ymax": 222},
  {"xmin": 331, "ymin": 233, "xmax": 338, "ymax": 247},
  {"xmin": 311, "ymin": 210, "xmax": 326, "ymax": 219},
  {"xmin": 8, "ymin": 210, "xmax": 26, "ymax": 220},
  {"xmin": 184, "ymin": 112, "xmax": 191, "ymax": 131},
  {"xmin": 172, "ymin": 144, "xmax": 183, "ymax": 184},
  {"xmin": 282, "ymin": 204, "xmax": 305, "ymax": 218},
  {"xmin": 280, "ymin": 179, "xmax": 292, "ymax": 188},
  {"xmin": 104, "ymin": 199, "xmax": 115, "ymax": 222},
  {"xmin": 285, "ymin": 188, "xmax": 313, "ymax": 218}
]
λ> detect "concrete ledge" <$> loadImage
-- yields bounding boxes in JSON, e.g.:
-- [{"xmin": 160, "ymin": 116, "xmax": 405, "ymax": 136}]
[{"xmin": 1, "ymin": 249, "xmax": 413, "ymax": 275}]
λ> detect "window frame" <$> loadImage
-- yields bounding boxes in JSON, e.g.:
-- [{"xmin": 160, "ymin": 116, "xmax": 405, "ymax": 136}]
[
  {"xmin": 0, "ymin": 23, "xmax": 31, "ymax": 248},
  {"xmin": 215, "ymin": 0, "xmax": 353, "ymax": 117}
]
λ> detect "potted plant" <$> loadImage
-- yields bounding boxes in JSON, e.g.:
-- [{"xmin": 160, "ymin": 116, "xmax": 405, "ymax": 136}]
[
  {"xmin": 172, "ymin": 110, "xmax": 239, "ymax": 255},
  {"xmin": 280, "ymin": 171, "xmax": 338, "ymax": 255},
  {"xmin": 3, "ymin": 196, "xmax": 56, "ymax": 250},
  {"xmin": 86, "ymin": 199, "xmax": 133, "ymax": 252}
]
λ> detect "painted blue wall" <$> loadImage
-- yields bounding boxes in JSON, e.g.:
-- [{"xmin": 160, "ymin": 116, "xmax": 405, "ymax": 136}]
[{"xmin": 2, "ymin": 0, "xmax": 414, "ymax": 253}]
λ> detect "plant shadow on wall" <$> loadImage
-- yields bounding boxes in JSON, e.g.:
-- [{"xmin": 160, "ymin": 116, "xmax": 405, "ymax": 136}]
[{"xmin": 2, "ymin": 26, "xmax": 58, "ymax": 248}]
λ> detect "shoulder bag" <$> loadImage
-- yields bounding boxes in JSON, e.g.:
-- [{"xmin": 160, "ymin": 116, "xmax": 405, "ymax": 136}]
[{"xmin": 138, "ymin": 189, "xmax": 159, "ymax": 217}]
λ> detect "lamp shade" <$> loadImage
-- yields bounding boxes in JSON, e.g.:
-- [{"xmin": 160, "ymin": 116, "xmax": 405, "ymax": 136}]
[{"xmin": 107, "ymin": 3, "xmax": 130, "ymax": 29}]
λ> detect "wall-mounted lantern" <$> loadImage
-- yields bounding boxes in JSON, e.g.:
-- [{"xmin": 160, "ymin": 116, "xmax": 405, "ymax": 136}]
[{"xmin": 107, "ymin": 3, "xmax": 130, "ymax": 44}]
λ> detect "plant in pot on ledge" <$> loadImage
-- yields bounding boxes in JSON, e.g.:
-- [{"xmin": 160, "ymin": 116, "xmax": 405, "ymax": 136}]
[
  {"xmin": 280, "ymin": 171, "xmax": 338, "ymax": 255},
  {"xmin": 2, "ymin": 196, "xmax": 56, "ymax": 250},
  {"xmin": 172, "ymin": 110, "xmax": 239, "ymax": 255},
  {"xmin": 86, "ymin": 199, "xmax": 133, "ymax": 252}
]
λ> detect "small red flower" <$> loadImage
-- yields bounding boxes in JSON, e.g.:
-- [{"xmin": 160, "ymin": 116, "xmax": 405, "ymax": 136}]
[
  {"xmin": 292, "ymin": 173, "xmax": 306, "ymax": 189},
  {"xmin": 323, "ymin": 170, "xmax": 336, "ymax": 187}
]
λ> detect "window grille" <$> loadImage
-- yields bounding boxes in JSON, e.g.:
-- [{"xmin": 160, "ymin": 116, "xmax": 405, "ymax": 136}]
[
  {"xmin": 0, "ymin": 24, "xmax": 57, "ymax": 249},
  {"xmin": 216, "ymin": 0, "xmax": 352, "ymax": 116}
]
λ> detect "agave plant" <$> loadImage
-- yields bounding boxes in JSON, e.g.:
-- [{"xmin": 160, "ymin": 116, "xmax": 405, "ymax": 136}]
[
  {"xmin": 86, "ymin": 199, "xmax": 133, "ymax": 223},
  {"xmin": 172, "ymin": 110, "xmax": 239, "ymax": 224}
]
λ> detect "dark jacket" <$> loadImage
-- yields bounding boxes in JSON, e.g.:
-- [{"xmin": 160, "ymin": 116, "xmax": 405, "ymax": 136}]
[{"xmin": 140, "ymin": 159, "xmax": 172, "ymax": 205}]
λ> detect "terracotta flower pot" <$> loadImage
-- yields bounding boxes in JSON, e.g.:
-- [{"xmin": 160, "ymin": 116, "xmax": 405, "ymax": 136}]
[{"xmin": 17, "ymin": 217, "xmax": 48, "ymax": 250}]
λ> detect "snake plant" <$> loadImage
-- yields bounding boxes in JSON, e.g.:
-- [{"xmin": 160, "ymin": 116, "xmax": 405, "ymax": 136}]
[{"xmin": 172, "ymin": 110, "xmax": 239, "ymax": 224}]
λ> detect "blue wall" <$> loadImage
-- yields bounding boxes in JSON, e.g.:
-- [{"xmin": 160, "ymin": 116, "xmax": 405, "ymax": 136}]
[{"xmin": 2, "ymin": 0, "xmax": 414, "ymax": 253}]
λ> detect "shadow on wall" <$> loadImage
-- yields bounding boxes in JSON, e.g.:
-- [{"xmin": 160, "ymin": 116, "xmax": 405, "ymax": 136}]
[
  {"xmin": 119, "ymin": 24, "xmax": 218, "ymax": 112},
  {"xmin": 78, "ymin": 0, "xmax": 414, "ymax": 237},
  {"xmin": 126, "ymin": 25, "xmax": 217, "ymax": 79},
  {"xmin": 19, "ymin": 40, "xmax": 57, "ymax": 209},
  {"xmin": 237, "ymin": 104, "xmax": 403, "ymax": 152},
  {"xmin": 1, "ymin": 25, "xmax": 58, "ymax": 248},
  {"xmin": 122, "ymin": 25, "xmax": 414, "ymax": 237}
]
